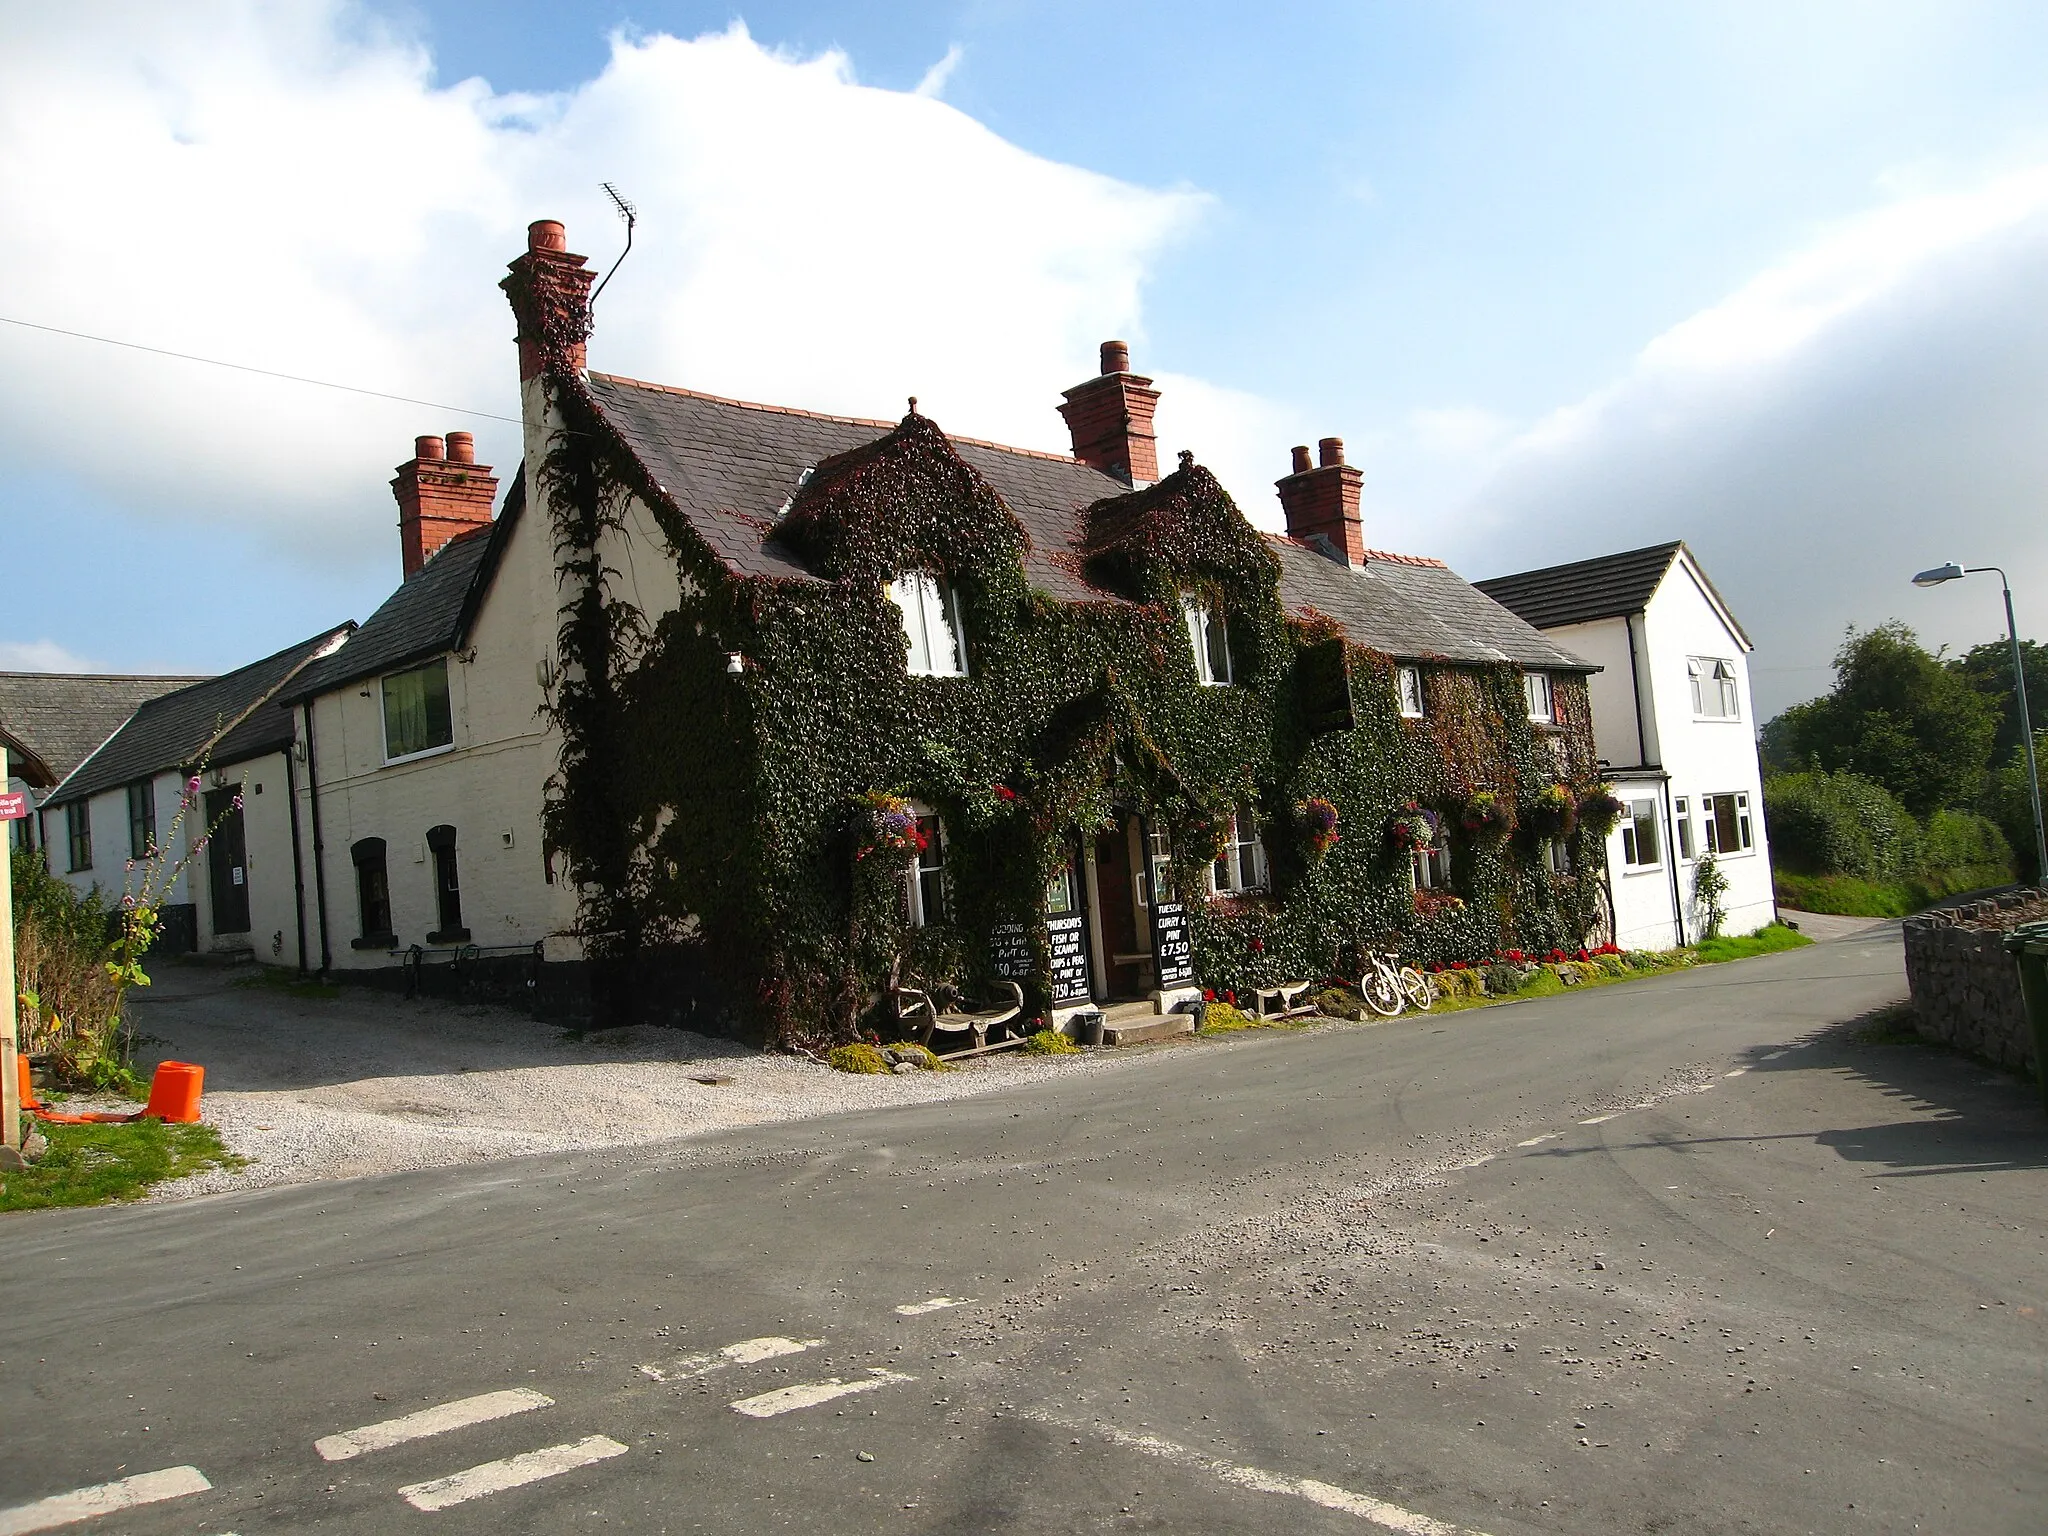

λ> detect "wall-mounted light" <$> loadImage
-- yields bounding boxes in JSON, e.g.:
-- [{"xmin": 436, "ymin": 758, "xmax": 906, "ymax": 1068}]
[
  {"xmin": 727, "ymin": 653, "xmax": 745, "ymax": 675},
  {"xmin": 536, "ymin": 655, "xmax": 557, "ymax": 690}
]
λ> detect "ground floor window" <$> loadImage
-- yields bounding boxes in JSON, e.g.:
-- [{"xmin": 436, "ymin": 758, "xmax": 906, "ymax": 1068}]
[
  {"xmin": 1701, "ymin": 792, "xmax": 1753, "ymax": 854},
  {"xmin": 427, "ymin": 824, "xmax": 465, "ymax": 940},
  {"xmin": 1619, "ymin": 797, "xmax": 1660, "ymax": 867},
  {"xmin": 128, "ymin": 781, "xmax": 156, "ymax": 860},
  {"xmin": 1411, "ymin": 844, "xmax": 1451, "ymax": 889},
  {"xmin": 1211, "ymin": 809, "xmax": 1267, "ymax": 894},
  {"xmin": 352, "ymin": 837, "xmax": 391, "ymax": 944},
  {"xmin": 65, "ymin": 800, "xmax": 91, "ymax": 872},
  {"xmin": 906, "ymin": 809, "xmax": 946, "ymax": 925},
  {"xmin": 1543, "ymin": 838, "xmax": 1574, "ymax": 877}
]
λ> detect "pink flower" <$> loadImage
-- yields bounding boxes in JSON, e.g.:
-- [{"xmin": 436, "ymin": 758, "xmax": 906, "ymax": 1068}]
[
  {"xmin": 232, "ymin": 794, "xmax": 244, "ymax": 810},
  {"xmin": 187, "ymin": 775, "xmax": 202, "ymax": 794}
]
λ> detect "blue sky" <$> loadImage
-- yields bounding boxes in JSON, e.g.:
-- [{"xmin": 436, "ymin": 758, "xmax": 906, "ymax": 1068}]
[{"xmin": 5, "ymin": 1, "xmax": 2048, "ymax": 716}]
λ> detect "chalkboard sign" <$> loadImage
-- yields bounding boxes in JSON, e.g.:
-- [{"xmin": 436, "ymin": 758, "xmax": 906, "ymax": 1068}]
[
  {"xmin": 1150, "ymin": 901, "xmax": 1194, "ymax": 987},
  {"xmin": 989, "ymin": 922, "xmax": 1032, "ymax": 982},
  {"xmin": 1047, "ymin": 913, "xmax": 1092, "ymax": 1003}
]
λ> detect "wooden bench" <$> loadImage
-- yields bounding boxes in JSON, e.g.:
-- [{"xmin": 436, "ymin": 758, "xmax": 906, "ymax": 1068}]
[
  {"xmin": 1252, "ymin": 981, "xmax": 1317, "ymax": 1020},
  {"xmin": 893, "ymin": 980, "xmax": 1027, "ymax": 1056}
]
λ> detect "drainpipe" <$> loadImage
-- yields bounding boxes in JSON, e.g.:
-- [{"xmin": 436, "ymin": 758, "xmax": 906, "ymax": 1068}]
[
  {"xmin": 1661, "ymin": 780, "xmax": 1687, "ymax": 948},
  {"xmin": 302, "ymin": 701, "xmax": 333, "ymax": 973},
  {"xmin": 1626, "ymin": 611, "xmax": 1686, "ymax": 947},
  {"xmin": 286, "ymin": 740, "xmax": 309, "ymax": 975}
]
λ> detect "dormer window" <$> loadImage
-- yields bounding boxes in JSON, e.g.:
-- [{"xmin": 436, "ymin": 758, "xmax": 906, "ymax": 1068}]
[
  {"xmin": 1183, "ymin": 595, "xmax": 1233, "ymax": 686},
  {"xmin": 889, "ymin": 572, "xmax": 966, "ymax": 677},
  {"xmin": 1523, "ymin": 671, "xmax": 1553, "ymax": 723},
  {"xmin": 1396, "ymin": 665, "xmax": 1425, "ymax": 719}
]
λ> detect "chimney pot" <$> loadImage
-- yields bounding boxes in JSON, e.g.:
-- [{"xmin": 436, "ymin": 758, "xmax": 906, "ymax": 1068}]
[
  {"xmin": 395, "ymin": 432, "xmax": 497, "ymax": 579},
  {"xmin": 1318, "ymin": 436, "xmax": 1345, "ymax": 468},
  {"xmin": 1290, "ymin": 445, "xmax": 1313, "ymax": 475},
  {"xmin": 1277, "ymin": 435, "xmax": 1365, "ymax": 566},
  {"xmin": 1060, "ymin": 343, "xmax": 1160, "ymax": 485},
  {"xmin": 445, "ymin": 431, "xmax": 476, "ymax": 464},
  {"xmin": 1100, "ymin": 340, "xmax": 1130, "ymax": 376},
  {"xmin": 415, "ymin": 435, "xmax": 445, "ymax": 462},
  {"xmin": 528, "ymin": 219, "xmax": 567, "ymax": 253}
]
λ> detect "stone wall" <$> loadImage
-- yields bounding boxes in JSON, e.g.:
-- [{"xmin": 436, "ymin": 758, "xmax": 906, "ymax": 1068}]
[{"xmin": 1901, "ymin": 889, "xmax": 2048, "ymax": 1072}]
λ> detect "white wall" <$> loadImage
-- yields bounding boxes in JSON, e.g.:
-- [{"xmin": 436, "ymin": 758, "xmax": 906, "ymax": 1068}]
[
  {"xmin": 1543, "ymin": 616, "xmax": 1648, "ymax": 770},
  {"xmin": 1640, "ymin": 557, "xmax": 1776, "ymax": 938},
  {"xmin": 189, "ymin": 752, "xmax": 303, "ymax": 965},
  {"xmin": 1601, "ymin": 772, "xmax": 1682, "ymax": 950}
]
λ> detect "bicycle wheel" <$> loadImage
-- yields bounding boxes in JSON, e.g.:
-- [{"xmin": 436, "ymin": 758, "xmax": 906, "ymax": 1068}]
[
  {"xmin": 1399, "ymin": 967, "xmax": 1434, "ymax": 1012},
  {"xmin": 1361, "ymin": 966, "xmax": 1405, "ymax": 1016}
]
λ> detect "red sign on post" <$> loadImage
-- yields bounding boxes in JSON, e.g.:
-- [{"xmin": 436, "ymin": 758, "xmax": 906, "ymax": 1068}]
[{"xmin": 0, "ymin": 791, "xmax": 26, "ymax": 821}]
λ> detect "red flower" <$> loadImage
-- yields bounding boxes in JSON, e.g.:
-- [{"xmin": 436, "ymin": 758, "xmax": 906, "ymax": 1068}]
[
  {"xmin": 1508, "ymin": 949, "xmax": 1525, "ymax": 963},
  {"xmin": 1224, "ymin": 990, "xmax": 1237, "ymax": 1005},
  {"xmin": 993, "ymin": 783, "xmax": 1018, "ymax": 801},
  {"xmin": 1250, "ymin": 938, "xmax": 1265, "ymax": 952},
  {"xmin": 1203, "ymin": 988, "xmax": 1216, "ymax": 1002},
  {"xmin": 1575, "ymin": 948, "xmax": 1589, "ymax": 962}
]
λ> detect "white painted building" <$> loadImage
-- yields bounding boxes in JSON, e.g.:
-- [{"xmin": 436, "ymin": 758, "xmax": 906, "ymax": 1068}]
[{"xmin": 1477, "ymin": 543, "xmax": 1776, "ymax": 947}]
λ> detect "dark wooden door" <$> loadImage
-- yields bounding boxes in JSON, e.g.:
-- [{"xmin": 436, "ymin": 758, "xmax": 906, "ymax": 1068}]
[
  {"xmin": 1092, "ymin": 821, "xmax": 1146, "ymax": 999},
  {"xmin": 204, "ymin": 787, "xmax": 250, "ymax": 935}
]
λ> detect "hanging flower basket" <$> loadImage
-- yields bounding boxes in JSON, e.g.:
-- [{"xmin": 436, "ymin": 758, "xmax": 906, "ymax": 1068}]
[
  {"xmin": 1577, "ymin": 784, "xmax": 1627, "ymax": 837},
  {"xmin": 1459, "ymin": 789, "xmax": 1514, "ymax": 839},
  {"xmin": 1387, "ymin": 800, "xmax": 1441, "ymax": 852},
  {"xmin": 1413, "ymin": 888, "xmax": 1466, "ymax": 919},
  {"xmin": 854, "ymin": 789, "xmax": 926, "ymax": 862},
  {"xmin": 1298, "ymin": 796, "xmax": 1341, "ymax": 858},
  {"xmin": 1527, "ymin": 782, "xmax": 1578, "ymax": 839}
]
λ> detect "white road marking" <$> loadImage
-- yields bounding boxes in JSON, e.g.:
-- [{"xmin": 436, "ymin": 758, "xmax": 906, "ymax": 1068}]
[
  {"xmin": 729, "ymin": 1370, "xmax": 914, "ymax": 1418},
  {"xmin": 895, "ymin": 1296, "xmax": 974, "ymax": 1316},
  {"xmin": 1579, "ymin": 1113, "xmax": 1618, "ymax": 1125},
  {"xmin": 1516, "ymin": 1132, "xmax": 1560, "ymax": 1147},
  {"xmin": 639, "ymin": 1336, "xmax": 822, "ymax": 1383},
  {"xmin": 398, "ymin": 1436, "xmax": 628, "ymax": 1512},
  {"xmin": 0, "ymin": 1466, "xmax": 212, "ymax": 1535},
  {"xmin": 1724, "ymin": 1068, "xmax": 1748, "ymax": 1077},
  {"xmin": 314, "ymin": 1388, "xmax": 553, "ymax": 1461},
  {"xmin": 1455, "ymin": 1154, "xmax": 1496, "ymax": 1169},
  {"xmin": 1021, "ymin": 1413, "xmax": 1490, "ymax": 1535}
]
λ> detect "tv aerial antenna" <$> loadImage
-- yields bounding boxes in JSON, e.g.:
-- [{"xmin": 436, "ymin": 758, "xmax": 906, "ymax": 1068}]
[{"xmin": 590, "ymin": 182, "xmax": 637, "ymax": 314}]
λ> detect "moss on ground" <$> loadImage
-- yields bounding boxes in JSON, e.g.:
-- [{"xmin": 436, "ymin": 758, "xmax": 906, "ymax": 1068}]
[{"xmin": 1021, "ymin": 1029, "xmax": 1080, "ymax": 1055}]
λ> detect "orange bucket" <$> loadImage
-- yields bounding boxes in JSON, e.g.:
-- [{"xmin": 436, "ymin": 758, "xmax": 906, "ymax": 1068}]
[{"xmin": 141, "ymin": 1061, "xmax": 205, "ymax": 1124}]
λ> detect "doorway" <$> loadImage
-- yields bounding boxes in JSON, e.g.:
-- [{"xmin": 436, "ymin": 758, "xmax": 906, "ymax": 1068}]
[
  {"xmin": 204, "ymin": 786, "xmax": 250, "ymax": 936},
  {"xmin": 1090, "ymin": 816, "xmax": 1152, "ymax": 1000}
]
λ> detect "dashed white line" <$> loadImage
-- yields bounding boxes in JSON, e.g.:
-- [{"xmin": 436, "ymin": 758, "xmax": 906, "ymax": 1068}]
[
  {"xmin": 398, "ymin": 1436, "xmax": 628, "ymax": 1512},
  {"xmin": 730, "ymin": 1370, "xmax": 914, "ymax": 1418},
  {"xmin": 1020, "ymin": 1413, "xmax": 1491, "ymax": 1535},
  {"xmin": 0, "ymin": 1466, "xmax": 212, "ymax": 1535},
  {"xmin": 1455, "ymin": 1154, "xmax": 1496, "ymax": 1169},
  {"xmin": 894, "ymin": 1296, "xmax": 974, "ymax": 1316},
  {"xmin": 1724, "ymin": 1067, "xmax": 1749, "ymax": 1077},
  {"xmin": 314, "ymin": 1389, "xmax": 553, "ymax": 1461},
  {"xmin": 1579, "ymin": 1113, "xmax": 1619, "ymax": 1125},
  {"xmin": 639, "ymin": 1335, "xmax": 821, "ymax": 1383},
  {"xmin": 1516, "ymin": 1133, "xmax": 1561, "ymax": 1147}
]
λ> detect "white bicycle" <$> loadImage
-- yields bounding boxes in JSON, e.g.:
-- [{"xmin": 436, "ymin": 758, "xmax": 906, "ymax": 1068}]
[{"xmin": 1360, "ymin": 949, "xmax": 1434, "ymax": 1017}]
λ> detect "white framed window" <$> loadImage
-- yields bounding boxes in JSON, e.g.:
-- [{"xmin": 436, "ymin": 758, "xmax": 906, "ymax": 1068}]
[
  {"xmin": 1396, "ymin": 665, "xmax": 1425, "ymax": 719},
  {"xmin": 888, "ymin": 571, "xmax": 967, "ymax": 678},
  {"xmin": 1619, "ymin": 798, "xmax": 1661, "ymax": 868},
  {"xmin": 1673, "ymin": 796, "xmax": 1695, "ymax": 859},
  {"xmin": 905, "ymin": 808, "xmax": 947, "ymax": 925},
  {"xmin": 1688, "ymin": 656, "xmax": 1741, "ymax": 719},
  {"xmin": 1523, "ymin": 671, "xmax": 1553, "ymax": 722},
  {"xmin": 1144, "ymin": 826, "xmax": 1176, "ymax": 906},
  {"xmin": 1701, "ymin": 791, "xmax": 1753, "ymax": 855},
  {"xmin": 1182, "ymin": 594, "xmax": 1234, "ymax": 686},
  {"xmin": 1543, "ymin": 837, "xmax": 1573, "ymax": 876},
  {"xmin": 1410, "ymin": 844, "xmax": 1451, "ymax": 890},
  {"xmin": 1210, "ymin": 808, "xmax": 1267, "ymax": 894},
  {"xmin": 382, "ymin": 657, "xmax": 455, "ymax": 762}
]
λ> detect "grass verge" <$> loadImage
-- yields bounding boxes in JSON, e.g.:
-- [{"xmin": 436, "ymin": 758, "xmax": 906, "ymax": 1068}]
[
  {"xmin": 1694, "ymin": 922, "xmax": 1812, "ymax": 963},
  {"xmin": 1, "ymin": 1120, "xmax": 246, "ymax": 1211},
  {"xmin": 230, "ymin": 965, "xmax": 342, "ymax": 1000},
  {"xmin": 1774, "ymin": 867, "xmax": 2013, "ymax": 919}
]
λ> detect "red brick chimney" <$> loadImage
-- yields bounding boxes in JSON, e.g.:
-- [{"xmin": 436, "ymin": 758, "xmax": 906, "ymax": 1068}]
[
  {"xmin": 1059, "ymin": 340, "xmax": 1161, "ymax": 486},
  {"xmin": 393, "ymin": 430, "xmax": 498, "ymax": 579},
  {"xmin": 1276, "ymin": 437, "xmax": 1365, "ymax": 567},
  {"xmin": 502, "ymin": 218, "xmax": 595, "ymax": 382}
]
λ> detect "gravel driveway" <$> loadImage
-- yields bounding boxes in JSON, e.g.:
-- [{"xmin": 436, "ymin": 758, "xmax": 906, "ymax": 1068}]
[{"xmin": 121, "ymin": 964, "xmax": 1135, "ymax": 1200}]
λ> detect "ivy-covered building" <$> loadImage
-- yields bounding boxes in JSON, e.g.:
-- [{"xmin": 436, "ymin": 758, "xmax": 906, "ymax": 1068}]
[{"xmin": 505, "ymin": 219, "xmax": 1607, "ymax": 1046}]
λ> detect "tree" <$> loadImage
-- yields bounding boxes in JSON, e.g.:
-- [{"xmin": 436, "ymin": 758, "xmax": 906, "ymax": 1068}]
[
  {"xmin": 1761, "ymin": 622, "xmax": 1997, "ymax": 818},
  {"xmin": 1950, "ymin": 638, "xmax": 2048, "ymax": 765}
]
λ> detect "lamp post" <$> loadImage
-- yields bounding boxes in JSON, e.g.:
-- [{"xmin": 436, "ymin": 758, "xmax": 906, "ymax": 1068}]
[{"xmin": 1912, "ymin": 561, "xmax": 2048, "ymax": 882}]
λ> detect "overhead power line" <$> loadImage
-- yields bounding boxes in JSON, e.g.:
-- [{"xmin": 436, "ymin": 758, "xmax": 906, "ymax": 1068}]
[{"xmin": 0, "ymin": 314, "xmax": 521, "ymax": 424}]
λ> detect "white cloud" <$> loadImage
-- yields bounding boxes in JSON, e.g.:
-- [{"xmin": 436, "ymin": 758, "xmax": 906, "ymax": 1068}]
[
  {"xmin": 0, "ymin": 640, "xmax": 98, "ymax": 672},
  {"xmin": 0, "ymin": 4, "xmax": 1201, "ymax": 574},
  {"xmin": 1423, "ymin": 165, "xmax": 2048, "ymax": 718},
  {"xmin": 913, "ymin": 44, "xmax": 964, "ymax": 99}
]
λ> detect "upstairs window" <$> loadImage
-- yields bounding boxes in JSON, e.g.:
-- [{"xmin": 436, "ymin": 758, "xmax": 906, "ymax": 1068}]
[
  {"xmin": 1619, "ymin": 798, "xmax": 1661, "ymax": 867},
  {"xmin": 905, "ymin": 808, "xmax": 946, "ymax": 925},
  {"xmin": 1523, "ymin": 671, "xmax": 1553, "ymax": 723},
  {"xmin": 127, "ymin": 781, "xmax": 156, "ymax": 860},
  {"xmin": 1396, "ymin": 665, "xmax": 1425, "ymax": 719},
  {"xmin": 426, "ymin": 824, "xmax": 466, "ymax": 941},
  {"xmin": 1183, "ymin": 595, "xmax": 1233, "ymax": 686},
  {"xmin": 889, "ymin": 572, "xmax": 967, "ymax": 677},
  {"xmin": 65, "ymin": 800, "xmax": 92, "ymax": 873},
  {"xmin": 1689, "ymin": 656, "xmax": 1740, "ymax": 719},
  {"xmin": 383, "ymin": 658, "xmax": 454, "ymax": 761},
  {"xmin": 1701, "ymin": 792, "xmax": 1753, "ymax": 854},
  {"xmin": 1211, "ymin": 808, "xmax": 1267, "ymax": 894}
]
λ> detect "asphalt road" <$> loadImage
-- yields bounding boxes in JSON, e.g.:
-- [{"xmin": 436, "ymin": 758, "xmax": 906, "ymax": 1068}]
[{"xmin": 4, "ymin": 926, "xmax": 2044, "ymax": 1535}]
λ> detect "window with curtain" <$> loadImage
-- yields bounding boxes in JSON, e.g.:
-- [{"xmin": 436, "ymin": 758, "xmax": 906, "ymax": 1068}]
[
  {"xmin": 888, "ymin": 572, "xmax": 967, "ymax": 677},
  {"xmin": 1210, "ymin": 808, "xmax": 1267, "ymax": 893},
  {"xmin": 1182, "ymin": 594, "xmax": 1233, "ymax": 686},
  {"xmin": 1410, "ymin": 843, "xmax": 1451, "ymax": 889},
  {"xmin": 905, "ymin": 809, "xmax": 946, "ymax": 925},
  {"xmin": 1523, "ymin": 671, "xmax": 1553, "ymax": 722},
  {"xmin": 1701, "ymin": 792, "xmax": 1753, "ymax": 854},
  {"xmin": 382, "ymin": 658, "xmax": 454, "ymax": 760}
]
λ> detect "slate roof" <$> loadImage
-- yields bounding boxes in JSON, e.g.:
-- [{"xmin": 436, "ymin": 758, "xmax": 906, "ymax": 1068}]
[
  {"xmin": 283, "ymin": 473, "xmax": 526, "ymax": 702},
  {"xmin": 586, "ymin": 373, "xmax": 1591, "ymax": 670},
  {"xmin": 1472, "ymin": 541, "xmax": 1684, "ymax": 633},
  {"xmin": 48, "ymin": 627, "xmax": 352, "ymax": 808},
  {"xmin": 0, "ymin": 673, "xmax": 209, "ymax": 788}
]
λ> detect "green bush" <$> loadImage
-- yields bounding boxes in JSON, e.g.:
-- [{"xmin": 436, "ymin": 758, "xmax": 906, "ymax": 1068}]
[
  {"xmin": 1764, "ymin": 768, "xmax": 1919, "ymax": 880},
  {"xmin": 826, "ymin": 1042, "xmax": 890, "ymax": 1074},
  {"xmin": 1774, "ymin": 867, "xmax": 2014, "ymax": 919},
  {"xmin": 1694, "ymin": 922, "xmax": 1812, "ymax": 963},
  {"xmin": 1196, "ymin": 1001, "xmax": 1258, "ymax": 1033},
  {"xmin": 1482, "ymin": 964, "xmax": 1525, "ymax": 996},
  {"xmin": 1920, "ymin": 807, "xmax": 2013, "ymax": 873}
]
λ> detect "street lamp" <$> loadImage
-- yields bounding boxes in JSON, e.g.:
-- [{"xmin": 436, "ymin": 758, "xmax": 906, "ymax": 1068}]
[{"xmin": 1912, "ymin": 561, "xmax": 2047, "ymax": 881}]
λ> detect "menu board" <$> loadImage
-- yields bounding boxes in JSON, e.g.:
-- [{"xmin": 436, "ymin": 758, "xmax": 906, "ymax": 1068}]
[
  {"xmin": 1047, "ymin": 913, "xmax": 1092, "ymax": 1003},
  {"xmin": 1150, "ymin": 901, "xmax": 1194, "ymax": 986},
  {"xmin": 989, "ymin": 922, "xmax": 1033, "ymax": 983}
]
